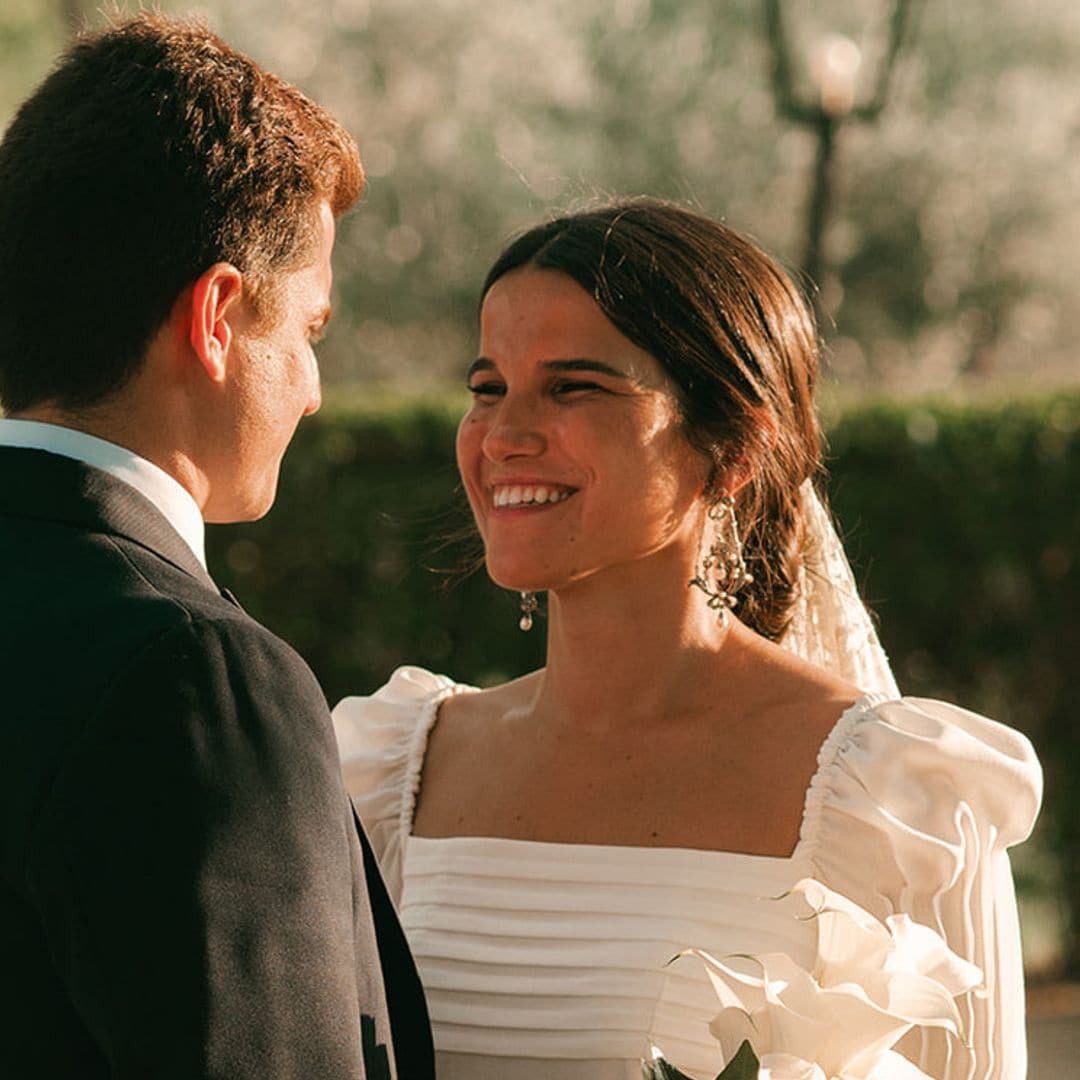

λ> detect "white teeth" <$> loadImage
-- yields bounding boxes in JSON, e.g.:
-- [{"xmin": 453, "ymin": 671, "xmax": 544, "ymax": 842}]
[{"xmin": 492, "ymin": 485, "xmax": 572, "ymax": 508}]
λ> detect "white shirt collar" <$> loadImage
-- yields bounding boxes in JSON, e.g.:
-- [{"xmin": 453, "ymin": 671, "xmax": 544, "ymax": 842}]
[{"xmin": 0, "ymin": 418, "xmax": 207, "ymax": 570}]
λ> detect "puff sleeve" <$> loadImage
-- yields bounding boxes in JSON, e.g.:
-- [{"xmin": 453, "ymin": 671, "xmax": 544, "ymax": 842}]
[
  {"xmin": 799, "ymin": 697, "xmax": 1042, "ymax": 1079},
  {"xmin": 332, "ymin": 666, "xmax": 471, "ymax": 904}
]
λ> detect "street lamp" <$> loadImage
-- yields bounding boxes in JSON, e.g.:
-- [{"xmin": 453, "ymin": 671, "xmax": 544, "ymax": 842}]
[
  {"xmin": 813, "ymin": 34, "xmax": 863, "ymax": 118},
  {"xmin": 762, "ymin": 0, "xmax": 923, "ymax": 318}
]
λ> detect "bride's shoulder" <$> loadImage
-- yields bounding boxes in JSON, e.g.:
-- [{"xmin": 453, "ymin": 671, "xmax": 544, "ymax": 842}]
[
  {"xmin": 436, "ymin": 667, "xmax": 542, "ymax": 725},
  {"xmin": 332, "ymin": 665, "xmax": 473, "ymax": 762},
  {"xmin": 814, "ymin": 695, "xmax": 1042, "ymax": 846},
  {"xmin": 332, "ymin": 664, "xmax": 541, "ymax": 756}
]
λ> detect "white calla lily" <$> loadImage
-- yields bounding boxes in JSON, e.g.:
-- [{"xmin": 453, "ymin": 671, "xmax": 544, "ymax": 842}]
[
  {"xmin": 758, "ymin": 1054, "xmax": 827, "ymax": 1080},
  {"xmin": 681, "ymin": 878, "xmax": 983, "ymax": 1080}
]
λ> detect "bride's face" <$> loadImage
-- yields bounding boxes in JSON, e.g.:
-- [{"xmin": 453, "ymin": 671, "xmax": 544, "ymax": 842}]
[{"xmin": 457, "ymin": 266, "xmax": 709, "ymax": 593}]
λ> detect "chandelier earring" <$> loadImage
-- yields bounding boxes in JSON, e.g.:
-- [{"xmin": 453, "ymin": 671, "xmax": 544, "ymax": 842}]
[
  {"xmin": 688, "ymin": 493, "xmax": 754, "ymax": 625},
  {"xmin": 518, "ymin": 590, "xmax": 539, "ymax": 632}
]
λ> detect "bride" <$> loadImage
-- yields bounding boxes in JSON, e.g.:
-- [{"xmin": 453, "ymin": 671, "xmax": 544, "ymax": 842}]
[{"xmin": 333, "ymin": 199, "xmax": 1041, "ymax": 1079}]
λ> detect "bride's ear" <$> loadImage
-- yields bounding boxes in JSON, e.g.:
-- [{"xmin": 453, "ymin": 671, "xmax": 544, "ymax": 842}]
[
  {"xmin": 702, "ymin": 410, "xmax": 778, "ymax": 499},
  {"xmin": 187, "ymin": 263, "xmax": 245, "ymax": 383},
  {"xmin": 703, "ymin": 455, "xmax": 753, "ymax": 501}
]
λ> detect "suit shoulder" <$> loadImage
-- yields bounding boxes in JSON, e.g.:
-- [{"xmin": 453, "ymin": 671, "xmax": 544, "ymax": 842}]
[{"xmin": 113, "ymin": 606, "xmax": 325, "ymax": 710}]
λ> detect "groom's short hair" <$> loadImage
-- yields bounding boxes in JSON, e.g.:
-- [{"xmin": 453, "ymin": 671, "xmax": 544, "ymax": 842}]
[{"xmin": 0, "ymin": 12, "xmax": 363, "ymax": 413}]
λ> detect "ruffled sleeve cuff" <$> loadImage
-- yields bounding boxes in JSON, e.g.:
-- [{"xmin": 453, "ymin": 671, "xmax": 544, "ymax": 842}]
[{"xmin": 798, "ymin": 696, "xmax": 1042, "ymax": 1079}]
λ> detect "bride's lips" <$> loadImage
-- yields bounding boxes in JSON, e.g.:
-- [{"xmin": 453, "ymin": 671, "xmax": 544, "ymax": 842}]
[{"xmin": 489, "ymin": 481, "xmax": 578, "ymax": 510}]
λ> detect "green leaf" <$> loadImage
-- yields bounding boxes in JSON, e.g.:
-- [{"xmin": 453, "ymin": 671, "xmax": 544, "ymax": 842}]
[
  {"xmin": 641, "ymin": 1056, "xmax": 699, "ymax": 1080},
  {"xmin": 715, "ymin": 1040, "xmax": 759, "ymax": 1080}
]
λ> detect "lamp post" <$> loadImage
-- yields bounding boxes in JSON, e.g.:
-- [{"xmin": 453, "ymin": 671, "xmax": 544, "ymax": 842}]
[
  {"xmin": 762, "ymin": 0, "xmax": 922, "ymax": 317},
  {"xmin": 803, "ymin": 35, "xmax": 862, "ymax": 298}
]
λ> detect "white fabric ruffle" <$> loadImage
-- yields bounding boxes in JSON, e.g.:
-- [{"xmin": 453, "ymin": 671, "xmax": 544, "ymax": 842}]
[{"xmin": 336, "ymin": 666, "xmax": 474, "ymax": 901}]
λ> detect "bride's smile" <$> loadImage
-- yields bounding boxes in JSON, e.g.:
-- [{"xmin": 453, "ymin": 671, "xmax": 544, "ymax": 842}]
[
  {"xmin": 457, "ymin": 265, "xmax": 708, "ymax": 594},
  {"xmin": 490, "ymin": 482, "xmax": 576, "ymax": 508}
]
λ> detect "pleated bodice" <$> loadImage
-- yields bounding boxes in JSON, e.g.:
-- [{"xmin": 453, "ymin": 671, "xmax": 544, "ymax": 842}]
[{"xmin": 400, "ymin": 835, "xmax": 814, "ymax": 1080}]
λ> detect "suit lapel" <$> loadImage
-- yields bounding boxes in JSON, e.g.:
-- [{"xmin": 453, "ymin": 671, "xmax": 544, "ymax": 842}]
[{"xmin": 0, "ymin": 446, "xmax": 215, "ymax": 590}]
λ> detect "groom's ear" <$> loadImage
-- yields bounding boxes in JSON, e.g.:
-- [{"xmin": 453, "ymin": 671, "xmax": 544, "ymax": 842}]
[{"xmin": 186, "ymin": 263, "xmax": 246, "ymax": 383}]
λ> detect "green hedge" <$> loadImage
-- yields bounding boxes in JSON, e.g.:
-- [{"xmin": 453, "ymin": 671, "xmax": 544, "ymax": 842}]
[{"xmin": 206, "ymin": 391, "xmax": 1080, "ymax": 971}]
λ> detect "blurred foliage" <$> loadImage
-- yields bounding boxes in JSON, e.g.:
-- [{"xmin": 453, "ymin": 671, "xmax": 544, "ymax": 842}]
[
  {"xmin": 3, "ymin": 0, "xmax": 1079, "ymax": 396},
  {"xmin": 206, "ymin": 392, "xmax": 1080, "ymax": 970}
]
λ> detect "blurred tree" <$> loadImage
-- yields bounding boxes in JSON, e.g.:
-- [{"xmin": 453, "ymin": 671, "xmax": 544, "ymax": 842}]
[
  {"xmin": 0, "ymin": 2, "xmax": 59, "ymax": 114},
  {"xmin": 3, "ymin": 0, "xmax": 1078, "ymax": 396}
]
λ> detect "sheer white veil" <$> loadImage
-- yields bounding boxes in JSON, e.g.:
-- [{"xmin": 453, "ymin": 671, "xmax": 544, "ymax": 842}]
[{"xmin": 778, "ymin": 480, "xmax": 900, "ymax": 698}]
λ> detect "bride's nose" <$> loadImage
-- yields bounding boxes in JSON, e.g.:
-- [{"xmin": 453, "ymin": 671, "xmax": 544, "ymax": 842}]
[{"xmin": 481, "ymin": 396, "xmax": 546, "ymax": 461}]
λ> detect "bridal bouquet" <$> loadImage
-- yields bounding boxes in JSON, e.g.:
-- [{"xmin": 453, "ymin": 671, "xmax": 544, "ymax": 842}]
[{"xmin": 643, "ymin": 879, "xmax": 982, "ymax": 1080}]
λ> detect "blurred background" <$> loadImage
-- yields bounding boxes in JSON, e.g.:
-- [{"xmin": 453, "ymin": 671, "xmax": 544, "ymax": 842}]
[
  {"xmin": 3, "ymin": 0, "xmax": 1078, "ymax": 1040},
  {"xmin": 5, "ymin": 0, "xmax": 1080, "ymax": 400}
]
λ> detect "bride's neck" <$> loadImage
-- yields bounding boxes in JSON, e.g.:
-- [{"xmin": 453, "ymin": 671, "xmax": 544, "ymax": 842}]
[{"xmin": 529, "ymin": 567, "xmax": 739, "ymax": 733}]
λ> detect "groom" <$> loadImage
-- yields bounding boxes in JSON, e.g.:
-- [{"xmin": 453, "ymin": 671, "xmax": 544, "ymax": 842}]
[{"xmin": 0, "ymin": 13, "xmax": 431, "ymax": 1080}]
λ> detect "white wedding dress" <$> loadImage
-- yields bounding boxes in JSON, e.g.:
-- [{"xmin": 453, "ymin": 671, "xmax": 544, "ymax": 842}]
[{"xmin": 334, "ymin": 666, "xmax": 1042, "ymax": 1080}]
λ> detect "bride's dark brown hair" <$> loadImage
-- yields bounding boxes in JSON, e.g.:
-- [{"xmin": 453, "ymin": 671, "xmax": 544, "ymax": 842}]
[{"xmin": 481, "ymin": 198, "xmax": 823, "ymax": 641}]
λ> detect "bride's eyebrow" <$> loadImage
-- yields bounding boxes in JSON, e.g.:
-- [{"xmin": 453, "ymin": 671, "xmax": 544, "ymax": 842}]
[
  {"xmin": 542, "ymin": 359, "xmax": 632, "ymax": 380},
  {"xmin": 465, "ymin": 357, "xmax": 634, "ymax": 379},
  {"xmin": 466, "ymin": 358, "xmax": 496, "ymax": 378}
]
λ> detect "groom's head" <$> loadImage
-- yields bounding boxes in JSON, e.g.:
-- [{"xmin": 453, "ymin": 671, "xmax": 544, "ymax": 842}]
[{"xmin": 0, "ymin": 13, "xmax": 364, "ymax": 519}]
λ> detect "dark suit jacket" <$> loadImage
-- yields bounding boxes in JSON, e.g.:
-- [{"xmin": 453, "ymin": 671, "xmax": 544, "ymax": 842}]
[{"xmin": 0, "ymin": 446, "xmax": 434, "ymax": 1079}]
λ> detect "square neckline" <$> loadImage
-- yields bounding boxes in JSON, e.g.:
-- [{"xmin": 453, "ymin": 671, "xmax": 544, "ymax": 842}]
[{"xmin": 401, "ymin": 680, "xmax": 894, "ymax": 865}]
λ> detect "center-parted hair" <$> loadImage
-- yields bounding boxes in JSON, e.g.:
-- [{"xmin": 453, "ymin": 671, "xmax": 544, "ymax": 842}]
[
  {"xmin": 0, "ymin": 12, "xmax": 363, "ymax": 413},
  {"xmin": 481, "ymin": 199, "xmax": 824, "ymax": 641}
]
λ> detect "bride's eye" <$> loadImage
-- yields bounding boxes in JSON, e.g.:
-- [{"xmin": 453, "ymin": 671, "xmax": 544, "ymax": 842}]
[
  {"xmin": 553, "ymin": 380, "xmax": 604, "ymax": 397},
  {"xmin": 467, "ymin": 381, "xmax": 505, "ymax": 399}
]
